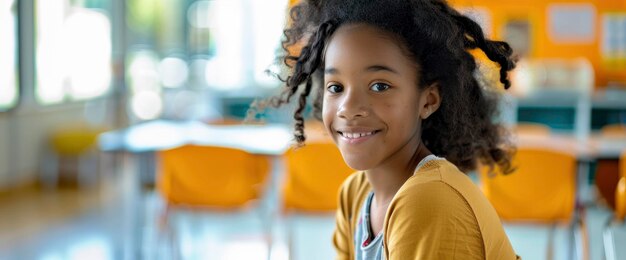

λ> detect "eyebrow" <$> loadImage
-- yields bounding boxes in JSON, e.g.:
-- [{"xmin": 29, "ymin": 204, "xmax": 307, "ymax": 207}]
[{"xmin": 324, "ymin": 65, "xmax": 399, "ymax": 75}]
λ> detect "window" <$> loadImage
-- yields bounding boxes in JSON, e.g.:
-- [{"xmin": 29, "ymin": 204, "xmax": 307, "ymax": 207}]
[
  {"xmin": 126, "ymin": 0, "xmax": 288, "ymax": 121},
  {"xmin": 252, "ymin": 0, "xmax": 288, "ymax": 87},
  {"xmin": 126, "ymin": 0, "xmax": 186, "ymax": 120},
  {"xmin": 0, "ymin": 0, "xmax": 18, "ymax": 111},
  {"xmin": 35, "ymin": 0, "xmax": 112, "ymax": 105}
]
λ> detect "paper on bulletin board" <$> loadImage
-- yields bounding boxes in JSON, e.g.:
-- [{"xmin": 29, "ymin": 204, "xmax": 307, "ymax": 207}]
[
  {"xmin": 547, "ymin": 3, "xmax": 596, "ymax": 44},
  {"xmin": 601, "ymin": 13, "xmax": 626, "ymax": 70}
]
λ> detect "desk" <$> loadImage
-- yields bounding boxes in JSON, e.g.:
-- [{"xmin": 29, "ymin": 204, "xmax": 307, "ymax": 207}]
[
  {"xmin": 98, "ymin": 120, "xmax": 293, "ymax": 155},
  {"xmin": 516, "ymin": 133, "xmax": 626, "ymax": 161}
]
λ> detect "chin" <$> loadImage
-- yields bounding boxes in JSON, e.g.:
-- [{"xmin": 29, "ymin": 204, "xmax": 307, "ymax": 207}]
[{"xmin": 340, "ymin": 153, "xmax": 374, "ymax": 171}]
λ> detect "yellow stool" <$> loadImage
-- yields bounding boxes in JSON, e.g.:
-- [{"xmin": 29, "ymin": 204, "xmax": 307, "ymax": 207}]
[{"xmin": 43, "ymin": 125, "xmax": 105, "ymax": 187}]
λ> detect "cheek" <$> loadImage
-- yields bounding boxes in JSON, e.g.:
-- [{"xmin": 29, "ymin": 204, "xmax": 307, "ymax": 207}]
[
  {"xmin": 322, "ymin": 97, "xmax": 335, "ymax": 130},
  {"xmin": 384, "ymin": 102, "xmax": 420, "ymax": 133}
]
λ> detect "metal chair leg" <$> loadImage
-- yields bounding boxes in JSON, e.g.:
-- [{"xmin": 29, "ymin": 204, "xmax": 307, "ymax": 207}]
[
  {"xmin": 546, "ymin": 223, "xmax": 556, "ymax": 260},
  {"xmin": 575, "ymin": 210, "xmax": 589, "ymax": 260},
  {"xmin": 255, "ymin": 202, "xmax": 274, "ymax": 260},
  {"xmin": 602, "ymin": 216, "xmax": 617, "ymax": 260},
  {"xmin": 158, "ymin": 203, "xmax": 180, "ymax": 260},
  {"xmin": 287, "ymin": 214, "xmax": 296, "ymax": 260}
]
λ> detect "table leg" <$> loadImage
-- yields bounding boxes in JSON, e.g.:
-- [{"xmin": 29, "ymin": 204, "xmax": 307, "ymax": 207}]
[
  {"xmin": 123, "ymin": 151, "xmax": 155, "ymax": 260},
  {"xmin": 259, "ymin": 155, "xmax": 286, "ymax": 260}
]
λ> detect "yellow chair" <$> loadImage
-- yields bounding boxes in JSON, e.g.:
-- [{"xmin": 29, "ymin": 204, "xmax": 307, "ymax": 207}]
[
  {"xmin": 282, "ymin": 141, "xmax": 354, "ymax": 259},
  {"xmin": 43, "ymin": 125, "xmax": 106, "ymax": 187},
  {"xmin": 595, "ymin": 124, "xmax": 626, "ymax": 209},
  {"xmin": 479, "ymin": 147, "xmax": 587, "ymax": 260},
  {"xmin": 603, "ymin": 150, "xmax": 626, "ymax": 260},
  {"xmin": 157, "ymin": 145, "xmax": 272, "ymax": 258}
]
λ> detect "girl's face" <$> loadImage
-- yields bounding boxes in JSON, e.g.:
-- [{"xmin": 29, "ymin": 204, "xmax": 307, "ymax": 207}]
[{"xmin": 322, "ymin": 23, "xmax": 432, "ymax": 171}]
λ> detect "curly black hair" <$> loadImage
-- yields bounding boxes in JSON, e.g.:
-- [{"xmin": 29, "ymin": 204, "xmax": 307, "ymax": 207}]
[{"xmin": 250, "ymin": 0, "xmax": 517, "ymax": 174}]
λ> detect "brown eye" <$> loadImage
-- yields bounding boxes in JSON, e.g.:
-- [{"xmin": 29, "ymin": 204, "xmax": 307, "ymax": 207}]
[
  {"xmin": 370, "ymin": 83, "xmax": 390, "ymax": 92},
  {"xmin": 327, "ymin": 84, "xmax": 343, "ymax": 93}
]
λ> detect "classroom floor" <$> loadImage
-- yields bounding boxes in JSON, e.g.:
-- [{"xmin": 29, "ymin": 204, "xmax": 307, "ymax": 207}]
[{"xmin": 1, "ymin": 158, "xmax": 625, "ymax": 260}]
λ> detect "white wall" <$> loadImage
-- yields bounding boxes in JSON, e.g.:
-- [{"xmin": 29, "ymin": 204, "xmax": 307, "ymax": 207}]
[
  {"xmin": 0, "ymin": 117, "xmax": 10, "ymax": 189},
  {"xmin": 0, "ymin": 0, "xmax": 124, "ymax": 190},
  {"xmin": 0, "ymin": 101, "xmax": 113, "ymax": 189}
]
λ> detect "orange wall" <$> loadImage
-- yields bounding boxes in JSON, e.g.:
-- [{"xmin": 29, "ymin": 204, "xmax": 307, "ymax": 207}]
[
  {"xmin": 450, "ymin": 0, "xmax": 626, "ymax": 88},
  {"xmin": 286, "ymin": 0, "xmax": 626, "ymax": 88}
]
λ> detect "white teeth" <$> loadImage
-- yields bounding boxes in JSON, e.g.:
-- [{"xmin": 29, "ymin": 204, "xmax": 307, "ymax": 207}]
[{"xmin": 341, "ymin": 131, "xmax": 376, "ymax": 139}]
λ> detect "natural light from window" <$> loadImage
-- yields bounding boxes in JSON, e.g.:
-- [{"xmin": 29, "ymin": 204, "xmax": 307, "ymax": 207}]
[
  {"xmin": 35, "ymin": 0, "xmax": 112, "ymax": 105},
  {"xmin": 0, "ymin": 0, "xmax": 18, "ymax": 110},
  {"xmin": 252, "ymin": 0, "xmax": 287, "ymax": 88}
]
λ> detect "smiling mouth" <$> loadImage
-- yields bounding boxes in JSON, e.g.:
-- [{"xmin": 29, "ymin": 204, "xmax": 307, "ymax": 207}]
[{"xmin": 337, "ymin": 130, "xmax": 381, "ymax": 139}]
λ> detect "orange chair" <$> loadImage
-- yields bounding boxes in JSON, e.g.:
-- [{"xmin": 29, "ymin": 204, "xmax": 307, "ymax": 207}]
[
  {"xmin": 282, "ymin": 141, "xmax": 354, "ymax": 259},
  {"xmin": 513, "ymin": 122, "xmax": 551, "ymax": 136},
  {"xmin": 204, "ymin": 117, "xmax": 267, "ymax": 126},
  {"xmin": 479, "ymin": 147, "xmax": 587, "ymax": 260},
  {"xmin": 158, "ymin": 145, "xmax": 270, "ymax": 207},
  {"xmin": 603, "ymin": 150, "xmax": 626, "ymax": 260},
  {"xmin": 595, "ymin": 124, "xmax": 626, "ymax": 209},
  {"xmin": 601, "ymin": 124, "xmax": 626, "ymax": 138},
  {"xmin": 157, "ymin": 145, "xmax": 271, "ymax": 258},
  {"xmin": 283, "ymin": 142, "xmax": 353, "ymax": 212}
]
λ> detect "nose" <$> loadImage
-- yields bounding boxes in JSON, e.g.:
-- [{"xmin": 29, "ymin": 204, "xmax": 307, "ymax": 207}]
[{"xmin": 337, "ymin": 87, "xmax": 369, "ymax": 120}]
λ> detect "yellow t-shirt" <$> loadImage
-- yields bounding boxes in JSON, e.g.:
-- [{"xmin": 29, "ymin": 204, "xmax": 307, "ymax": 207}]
[{"xmin": 333, "ymin": 159, "xmax": 519, "ymax": 260}]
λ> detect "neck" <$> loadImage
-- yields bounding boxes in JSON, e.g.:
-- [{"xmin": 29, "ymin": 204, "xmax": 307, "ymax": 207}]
[{"xmin": 365, "ymin": 140, "xmax": 432, "ymax": 204}]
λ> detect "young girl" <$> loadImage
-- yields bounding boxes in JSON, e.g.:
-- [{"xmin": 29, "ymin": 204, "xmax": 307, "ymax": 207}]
[{"xmin": 254, "ymin": 0, "xmax": 520, "ymax": 259}]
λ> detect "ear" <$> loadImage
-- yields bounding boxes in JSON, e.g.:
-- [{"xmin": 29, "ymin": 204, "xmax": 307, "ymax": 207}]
[{"xmin": 419, "ymin": 83, "xmax": 441, "ymax": 120}]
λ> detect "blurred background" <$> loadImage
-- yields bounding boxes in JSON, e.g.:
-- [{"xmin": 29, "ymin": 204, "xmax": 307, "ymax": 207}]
[{"xmin": 0, "ymin": 0, "xmax": 625, "ymax": 259}]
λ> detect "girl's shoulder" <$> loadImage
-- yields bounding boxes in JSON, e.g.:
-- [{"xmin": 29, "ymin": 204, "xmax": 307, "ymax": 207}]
[
  {"xmin": 393, "ymin": 159, "xmax": 476, "ymax": 214},
  {"xmin": 387, "ymin": 160, "xmax": 518, "ymax": 260},
  {"xmin": 391, "ymin": 158, "xmax": 490, "ymax": 226},
  {"xmin": 407, "ymin": 158, "xmax": 477, "ymax": 192},
  {"xmin": 337, "ymin": 171, "xmax": 371, "ymax": 215}
]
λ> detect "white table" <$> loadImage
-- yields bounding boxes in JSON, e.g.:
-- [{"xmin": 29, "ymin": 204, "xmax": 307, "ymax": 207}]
[
  {"xmin": 515, "ymin": 133, "xmax": 626, "ymax": 161},
  {"xmin": 98, "ymin": 120, "xmax": 293, "ymax": 155}
]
